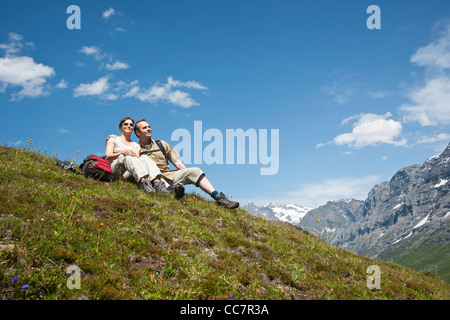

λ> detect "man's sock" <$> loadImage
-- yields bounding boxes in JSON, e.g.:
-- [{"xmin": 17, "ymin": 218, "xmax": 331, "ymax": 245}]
[{"xmin": 210, "ymin": 190, "xmax": 218, "ymax": 199}]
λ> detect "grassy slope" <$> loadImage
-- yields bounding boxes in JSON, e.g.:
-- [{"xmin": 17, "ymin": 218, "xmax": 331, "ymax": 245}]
[
  {"xmin": 378, "ymin": 234, "xmax": 450, "ymax": 284},
  {"xmin": 0, "ymin": 145, "xmax": 449, "ymax": 300}
]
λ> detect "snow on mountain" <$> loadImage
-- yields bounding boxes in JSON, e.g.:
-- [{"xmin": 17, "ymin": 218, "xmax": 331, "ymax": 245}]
[
  {"xmin": 269, "ymin": 204, "xmax": 312, "ymax": 225},
  {"xmin": 244, "ymin": 202, "xmax": 313, "ymax": 225},
  {"xmin": 243, "ymin": 199, "xmax": 364, "ymax": 240},
  {"xmin": 333, "ymin": 142, "xmax": 450, "ymax": 264}
]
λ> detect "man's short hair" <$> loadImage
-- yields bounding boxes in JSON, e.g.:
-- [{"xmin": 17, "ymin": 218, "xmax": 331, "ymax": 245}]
[{"xmin": 134, "ymin": 118, "xmax": 148, "ymax": 135}]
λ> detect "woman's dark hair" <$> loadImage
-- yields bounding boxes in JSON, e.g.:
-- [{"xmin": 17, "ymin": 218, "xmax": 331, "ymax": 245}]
[{"xmin": 119, "ymin": 117, "xmax": 134, "ymax": 129}]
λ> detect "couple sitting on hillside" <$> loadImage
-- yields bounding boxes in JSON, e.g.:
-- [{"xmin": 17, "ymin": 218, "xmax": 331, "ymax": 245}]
[{"xmin": 105, "ymin": 117, "xmax": 239, "ymax": 209}]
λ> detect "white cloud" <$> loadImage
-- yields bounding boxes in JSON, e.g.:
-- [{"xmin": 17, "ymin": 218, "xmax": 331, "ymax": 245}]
[
  {"xmin": 101, "ymin": 93, "xmax": 119, "ymax": 101},
  {"xmin": 330, "ymin": 112, "xmax": 406, "ymax": 148},
  {"xmin": 79, "ymin": 46, "xmax": 105, "ymax": 61},
  {"xmin": 74, "ymin": 76, "xmax": 110, "ymax": 97},
  {"xmin": 58, "ymin": 128, "xmax": 71, "ymax": 134},
  {"xmin": 73, "ymin": 76, "xmax": 207, "ymax": 107},
  {"xmin": 402, "ymin": 23, "xmax": 450, "ymax": 126},
  {"xmin": 56, "ymin": 79, "xmax": 68, "ymax": 89},
  {"xmin": 284, "ymin": 175, "xmax": 381, "ymax": 208},
  {"xmin": 124, "ymin": 76, "xmax": 208, "ymax": 108},
  {"xmin": 0, "ymin": 32, "xmax": 33, "ymax": 56},
  {"xmin": 367, "ymin": 90, "xmax": 389, "ymax": 99},
  {"xmin": 0, "ymin": 56, "xmax": 55, "ymax": 100},
  {"xmin": 79, "ymin": 46, "xmax": 129, "ymax": 73},
  {"xmin": 105, "ymin": 61, "xmax": 129, "ymax": 71},
  {"xmin": 417, "ymin": 133, "xmax": 450, "ymax": 144},
  {"xmin": 166, "ymin": 76, "xmax": 208, "ymax": 90},
  {"xmin": 0, "ymin": 33, "xmax": 54, "ymax": 100},
  {"xmin": 410, "ymin": 23, "xmax": 450, "ymax": 69},
  {"xmin": 322, "ymin": 83, "xmax": 354, "ymax": 105},
  {"xmin": 102, "ymin": 8, "xmax": 115, "ymax": 19},
  {"xmin": 321, "ymin": 73, "xmax": 358, "ymax": 105},
  {"xmin": 401, "ymin": 76, "xmax": 450, "ymax": 126}
]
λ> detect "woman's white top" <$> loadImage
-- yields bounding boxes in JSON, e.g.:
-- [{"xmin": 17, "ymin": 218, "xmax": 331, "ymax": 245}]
[{"xmin": 107, "ymin": 137, "xmax": 140, "ymax": 163}]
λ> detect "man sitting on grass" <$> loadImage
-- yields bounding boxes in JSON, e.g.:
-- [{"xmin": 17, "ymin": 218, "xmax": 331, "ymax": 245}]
[{"xmin": 135, "ymin": 119, "xmax": 239, "ymax": 209}]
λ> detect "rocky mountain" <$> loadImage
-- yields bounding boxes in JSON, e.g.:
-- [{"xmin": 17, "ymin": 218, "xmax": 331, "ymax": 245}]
[
  {"xmin": 244, "ymin": 142, "xmax": 450, "ymax": 282},
  {"xmin": 243, "ymin": 199, "xmax": 364, "ymax": 241},
  {"xmin": 333, "ymin": 143, "xmax": 450, "ymax": 281},
  {"xmin": 298, "ymin": 199, "xmax": 364, "ymax": 242}
]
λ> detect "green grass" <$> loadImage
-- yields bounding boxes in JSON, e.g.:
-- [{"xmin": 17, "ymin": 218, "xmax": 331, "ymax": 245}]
[
  {"xmin": 0, "ymin": 144, "xmax": 449, "ymax": 300},
  {"xmin": 379, "ymin": 236, "xmax": 450, "ymax": 284}
]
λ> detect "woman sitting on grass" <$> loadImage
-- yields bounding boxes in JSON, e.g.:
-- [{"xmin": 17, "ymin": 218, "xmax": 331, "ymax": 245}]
[{"xmin": 105, "ymin": 117, "xmax": 168, "ymax": 194}]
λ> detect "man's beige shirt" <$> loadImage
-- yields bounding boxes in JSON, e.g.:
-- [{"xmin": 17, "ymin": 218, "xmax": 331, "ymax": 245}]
[{"xmin": 139, "ymin": 140, "xmax": 180, "ymax": 182}]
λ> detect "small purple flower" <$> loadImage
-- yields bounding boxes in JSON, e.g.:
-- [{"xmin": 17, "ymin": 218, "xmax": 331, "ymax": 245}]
[
  {"xmin": 21, "ymin": 284, "xmax": 29, "ymax": 290},
  {"xmin": 229, "ymin": 294, "xmax": 234, "ymax": 299},
  {"xmin": 83, "ymin": 247, "xmax": 88, "ymax": 250},
  {"xmin": 12, "ymin": 274, "xmax": 18, "ymax": 282}
]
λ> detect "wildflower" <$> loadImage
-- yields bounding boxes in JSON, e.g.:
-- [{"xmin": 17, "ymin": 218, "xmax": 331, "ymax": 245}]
[
  {"xmin": 83, "ymin": 247, "xmax": 87, "ymax": 250},
  {"xmin": 100, "ymin": 222, "xmax": 104, "ymax": 226},
  {"xmin": 21, "ymin": 284, "xmax": 29, "ymax": 290},
  {"xmin": 316, "ymin": 219, "xmax": 320, "ymax": 222},
  {"xmin": 229, "ymin": 294, "xmax": 234, "ymax": 299},
  {"xmin": 12, "ymin": 275, "xmax": 18, "ymax": 282}
]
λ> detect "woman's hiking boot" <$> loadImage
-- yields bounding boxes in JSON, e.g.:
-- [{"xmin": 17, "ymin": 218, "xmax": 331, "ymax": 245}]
[{"xmin": 140, "ymin": 179, "xmax": 156, "ymax": 194}]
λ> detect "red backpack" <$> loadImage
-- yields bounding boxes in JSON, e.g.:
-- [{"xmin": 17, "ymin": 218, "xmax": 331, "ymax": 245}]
[{"xmin": 79, "ymin": 155, "xmax": 113, "ymax": 182}]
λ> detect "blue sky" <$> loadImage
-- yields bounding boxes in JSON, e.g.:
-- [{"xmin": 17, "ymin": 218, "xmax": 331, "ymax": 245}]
[{"xmin": 1, "ymin": 0, "xmax": 450, "ymax": 208}]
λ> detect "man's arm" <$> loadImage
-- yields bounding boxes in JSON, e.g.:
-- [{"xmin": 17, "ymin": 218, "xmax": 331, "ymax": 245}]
[{"xmin": 173, "ymin": 159, "xmax": 187, "ymax": 170}]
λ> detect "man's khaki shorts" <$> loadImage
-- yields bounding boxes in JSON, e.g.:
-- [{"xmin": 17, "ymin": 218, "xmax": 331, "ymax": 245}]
[{"xmin": 171, "ymin": 167, "xmax": 204, "ymax": 186}]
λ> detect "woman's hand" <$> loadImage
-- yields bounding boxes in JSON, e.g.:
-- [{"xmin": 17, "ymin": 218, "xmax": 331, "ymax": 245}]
[{"xmin": 121, "ymin": 149, "xmax": 137, "ymax": 157}]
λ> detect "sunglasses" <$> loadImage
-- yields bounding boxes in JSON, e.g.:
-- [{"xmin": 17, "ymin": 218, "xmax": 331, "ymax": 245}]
[{"xmin": 122, "ymin": 122, "xmax": 134, "ymax": 127}]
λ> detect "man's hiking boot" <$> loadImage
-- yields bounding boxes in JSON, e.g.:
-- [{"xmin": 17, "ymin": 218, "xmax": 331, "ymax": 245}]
[
  {"xmin": 140, "ymin": 179, "xmax": 156, "ymax": 194},
  {"xmin": 152, "ymin": 180, "xmax": 169, "ymax": 194},
  {"xmin": 215, "ymin": 192, "xmax": 239, "ymax": 209},
  {"xmin": 172, "ymin": 183, "xmax": 185, "ymax": 199}
]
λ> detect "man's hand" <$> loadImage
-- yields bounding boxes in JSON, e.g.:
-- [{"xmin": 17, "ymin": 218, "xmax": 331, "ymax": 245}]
[{"xmin": 106, "ymin": 134, "xmax": 117, "ymax": 142}]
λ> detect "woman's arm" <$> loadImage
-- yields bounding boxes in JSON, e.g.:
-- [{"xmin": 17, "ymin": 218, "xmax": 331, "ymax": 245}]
[
  {"xmin": 105, "ymin": 141, "xmax": 118, "ymax": 160},
  {"xmin": 105, "ymin": 140, "xmax": 122, "ymax": 161},
  {"xmin": 106, "ymin": 139, "xmax": 137, "ymax": 160}
]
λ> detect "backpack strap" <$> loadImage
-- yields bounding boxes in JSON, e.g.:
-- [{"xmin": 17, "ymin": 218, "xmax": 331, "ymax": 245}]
[
  {"xmin": 141, "ymin": 140, "xmax": 167, "ymax": 161},
  {"xmin": 155, "ymin": 140, "xmax": 167, "ymax": 158}
]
